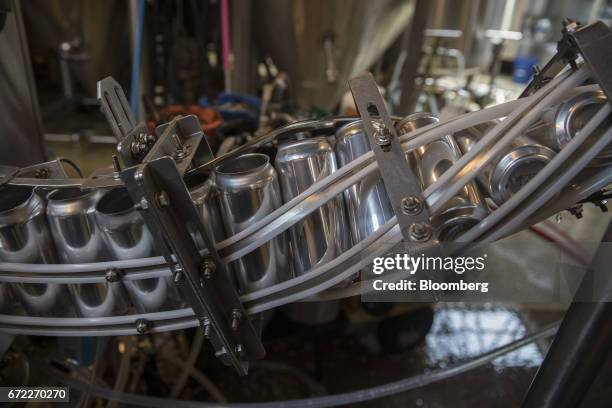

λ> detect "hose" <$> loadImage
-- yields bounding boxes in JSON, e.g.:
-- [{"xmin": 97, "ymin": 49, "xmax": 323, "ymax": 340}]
[
  {"xmin": 170, "ymin": 329, "xmax": 205, "ymax": 398},
  {"xmin": 164, "ymin": 355, "xmax": 228, "ymax": 402},
  {"xmin": 56, "ymin": 321, "xmax": 559, "ymax": 408},
  {"xmin": 107, "ymin": 337, "xmax": 135, "ymax": 408},
  {"xmin": 458, "ymin": 102, "xmax": 611, "ymax": 244}
]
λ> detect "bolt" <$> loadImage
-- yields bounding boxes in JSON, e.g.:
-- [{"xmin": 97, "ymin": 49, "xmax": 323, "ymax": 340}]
[
  {"xmin": 173, "ymin": 265, "xmax": 184, "ymax": 284},
  {"xmin": 375, "ymin": 125, "xmax": 392, "ymax": 148},
  {"xmin": 235, "ymin": 344, "xmax": 245, "ymax": 357},
  {"xmin": 135, "ymin": 319, "xmax": 151, "ymax": 334},
  {"xmin": 172, "ymin": 134, "xmax": 188, "ymax": 160},
  {"xmin": 105, "ymin": 268, "xmax": 122, "ymax": 283},
  {"xmin": 231, "ymin": 309, "xmax": 242, "ymax": 331},
  {"xmin": 201, "ymin": 258, "xmax": 216, "ymax": 280},
  {"xmin": 34, "ymin": 168, "xmax": 49, "ymax": 179},
  {"xmin": 598, "ymin": 200, "xmax": 608, "ymax": 213},
  {"xmin": 569, "ymin": 205, "xmax": 583, "ymax": 219},
  {"xmin": 135, "ymin": 197, "xmax": 149, "ymax": 211},
  {"xmin": 157, "ymin": 191, "xmax": 170, "ymax": 207},
  {"xmin": 409, "ymin": 222, "xmax": 432, "ymax": 242},
  {"xmin": 200, "ymin": 317, "xmax": 211, "ymax": 338},
  {"xmin": 401, "ymin": 196, "xmax": 423, "ymax": 215},
  {"xmin": 112, "ymin": 155, "xmax": 122, "ymax": 179},
  {"xmin": 215, "ymin": 347, "xmax": 228, "ymax": 358}
]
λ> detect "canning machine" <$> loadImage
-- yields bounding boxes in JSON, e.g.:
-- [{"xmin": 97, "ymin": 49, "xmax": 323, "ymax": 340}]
[{"xmin": 1, "ymin": 20, "xmax": 611, "ymax": 379}]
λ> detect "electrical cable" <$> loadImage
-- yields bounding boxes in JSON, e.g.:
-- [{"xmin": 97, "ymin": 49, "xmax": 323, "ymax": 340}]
[
  {"xmin": 163, "ymin": 355, "xmax": 228, "ymax": 403},
  {"xmin": 57, "ymin": 157, "xmax": 84, "ymax": 178},
  {"xmin": 55, "ymin": 321, "xmax": 559, "ymax": 408}
]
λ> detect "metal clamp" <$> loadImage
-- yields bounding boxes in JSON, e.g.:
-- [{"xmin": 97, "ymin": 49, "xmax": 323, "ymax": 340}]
[
  {"xmin": 121, "ymin": 156, "xmax": 264, "ymax": 375},
  {"xmin": 348, "ymin": 72, "xmax": 437, "ymax": 250}
]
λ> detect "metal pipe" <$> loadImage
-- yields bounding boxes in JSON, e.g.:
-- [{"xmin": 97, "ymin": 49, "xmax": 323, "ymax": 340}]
[{"xmin": 522, "ymin": 221, "xmax": 612, "ymax": 408}]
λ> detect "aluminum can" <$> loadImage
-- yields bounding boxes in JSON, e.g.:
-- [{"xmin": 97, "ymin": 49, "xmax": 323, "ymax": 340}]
[
  {"xmin": 0, "ymin": 186, "xmax": 71, "ymax": 316},
  {"xmin": 397, "ymin": 113, "xmax": 489, "ymax": 240},
  {"xmin": 213, "ymin": 153, "xmax": 291, "ymax": 294},
  {"xmin": 47, "ymin": 188, "xmax": 127, "ymax": 317},
  {"xmin": 95, "ymin": 187, "xmax": 179, "ymax": 313}
]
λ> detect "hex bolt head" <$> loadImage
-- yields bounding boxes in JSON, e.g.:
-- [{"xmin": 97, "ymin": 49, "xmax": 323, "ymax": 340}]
[
  {"xmin": 401, "ymin": 196, "xmax": 423, "ymax": 215},
  {"xmin": 105, "ymin": 268, "xmax": 122, "ymax": 283},
  {"xmin": 136, "ymin": 198, "xmax": 149, "ymax": 211},
  {"xmin": 409, "ymin": 222, "xmax": 432, "ymax": 242},
  {"xmin": 135, "ymin": 319, "xmax": 151, "ymax": 334},
  {"xmin": 375, "ymin": 126, "xmax": 392, "ymax": 148}
]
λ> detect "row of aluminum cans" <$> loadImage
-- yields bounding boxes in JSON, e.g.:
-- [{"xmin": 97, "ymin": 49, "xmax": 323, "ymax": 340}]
[{"xmin": 0, "ymin": 89, "xmax": 609, "ymax": 318}]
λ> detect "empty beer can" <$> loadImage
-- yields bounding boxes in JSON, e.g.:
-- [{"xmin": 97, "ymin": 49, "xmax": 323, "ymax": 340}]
[
  {"xmin": 335, "ymin": 120, "xmax": 395, "ymax": 244},
  {"xmin": 47, "ymin": 188, "xmax": 128, "ymax": 317},
  {"xmin": 550, "ymin": 90, "xmax": 612, "ymax": 167},
  {"xmin": 213, "ymin": 153, "xmax": 291, "ymax": 294},
  {"xmin": 454, "ymin": 122, "xmax": 556, "ymax": 206},
  {"xmin": 0, "ymin": 186, "xmax": 72, "ymax": 316},
  {"xmin": 95, "ymin": 187, "xmax": 179, "ymax": 313},
  {"xmin": 275, "ymin": 137, "xmax": 350, "ymax": 274},
  {"xmin": 397, "ymin": 113, "xmax": 489, "ymax": 240}
]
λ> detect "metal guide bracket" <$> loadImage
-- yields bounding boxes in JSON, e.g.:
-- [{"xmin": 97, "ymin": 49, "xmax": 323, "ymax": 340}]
[
  {"xmin": 0, "ymin": 159, "xmax": 68, "ymax": 186},
  {"xmin": 348, "ymin": 72, "xmax": 438, "ymax": 251},
  {"xmin": 121, "ymin": 156, "xmax": 264, "ymax": 375}
]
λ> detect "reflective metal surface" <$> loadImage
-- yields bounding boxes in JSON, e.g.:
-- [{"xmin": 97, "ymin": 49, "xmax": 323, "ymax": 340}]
[
  {"xmin": 275, "ymin": 137, "xmax": 350, "ymax": 275},
  {"xmin": 95, "ymin": 187, "xmax": 178, "ymax": 314},
  {"xmin": 188, "ymin": 174, "xmax": 228, "ymax": 246},
  {"xmin": 553, "ymin": 90, "xmax": 612, "ymax": 167},
  {"xmin": 213, "ymin": 153, "xmax": 291, "ymax": 294},
  {"xmin": 397, "ymin": 113, "xmax": 489, "ymax": 240},
  {"xmin": 47, "ymin": 188, "xmax": 127, "ymax": 317},
  {"xmin": 335, "ymin": 120, "xmax": 395, "ymax": 244},
  {"xmin": 0, "ymin": 186, "xmax": 71, "ymax": 316},
  {"xmin": 455, "ymin": 123, "xmax": 556, "ymax": 206}
]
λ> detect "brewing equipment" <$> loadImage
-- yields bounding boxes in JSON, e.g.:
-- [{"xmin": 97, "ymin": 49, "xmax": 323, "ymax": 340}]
[{"xmin": 1, "ymin": 20, "xmax": 611, "ymax": 379}]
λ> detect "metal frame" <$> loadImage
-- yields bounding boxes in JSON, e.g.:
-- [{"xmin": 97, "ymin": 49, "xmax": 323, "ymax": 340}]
[{"xmin": 349, "ymin": 72, "xmax": 437, "ymax": 251}]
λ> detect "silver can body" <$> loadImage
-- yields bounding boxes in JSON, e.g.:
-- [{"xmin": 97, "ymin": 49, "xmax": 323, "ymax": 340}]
[
  {"xmin": 397, "ymin": 113, "xmax": 489, "ymax": 240},
  {"xmin": 188, "ymin": 174, "xmax": 238, "ymax": 288},
  {"xmin": 275, "ymin": 137, "xmax": 350, "ymax": 275},
  {"xmin": 47, "ymin": 188, "xmax": 128, "ymax": 317},
  {"xmin": 548, "ymin": 90, "xmax": 612, "ymax": 167},
  {"xmin": 0, "ymin": 186, "xmax": 72, "ymax": 316},
  {"xmin": 335, "ymin": 120, "xmax": 395, "ymax": 244},
  {"xmin": 454, "ymin": 122, "xmax": 556, "ymax": 206},
  {"xmin": 213, "ymin": 153, "xmax": 291, "ymax": 294},
  {"xmin": 95, "ymin": 187, "xmax": 179, "ymax": 314}
]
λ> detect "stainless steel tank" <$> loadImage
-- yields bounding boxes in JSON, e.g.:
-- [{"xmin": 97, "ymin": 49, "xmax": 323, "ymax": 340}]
[
  {"xmin": 95, "ymin": 187, "xmax": 179, "ymax": 314},
  {"xmin": 397, "ymin": 113, "xmax": 489, "ymax": 240},
  {"xmin": 212, "ymin": 153, "xmax": 292, "ymax": 294},
  {"xmin": 46, "ymin": 188, "xmax": 128, "ymax": 317}
]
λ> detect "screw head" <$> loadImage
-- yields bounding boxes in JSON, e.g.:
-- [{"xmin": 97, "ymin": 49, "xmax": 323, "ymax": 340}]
[
  {"xmin": 136, "ymin": 197, "xmax": 149, "ymax": 211},
  {"xmin": 200, "ymin": 317, "xmax": 211, "ymax": 338},
  {"xmin": 409, "ymin": 222, "xmax": 432, "ymax": 242},
  {"xmin": 201, "ymin": 258, "xmax": 216, "ymax": 280},
  {"xmin": 231, "ymin": 309, "xmax": 242, "ymax": 331},
  {"xmin": 135, "ymin": 319, "xmax": 151, "ymax": 334},
  {"xmin": 401, "ymin": 196, "xmax": 423, "ymax": 215},
  {"xmin": 105, "ymin": 268, "xmax": 122, "ymax": 283},
  {"xmin": 375, "ymin": 126, "xmax": 392, "ymax": 147}
]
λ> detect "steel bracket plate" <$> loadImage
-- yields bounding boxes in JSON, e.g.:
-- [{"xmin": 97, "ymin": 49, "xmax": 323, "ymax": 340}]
[
  {"xmin": 570, "ymin": 21, "xmax": 612, "ymax": 104},
  {"xmin": 121, "ymin": 156, "xmax": 264, "ymax": 375},
  {"xmin": 0, "ymin": 159, "xmax": 68, "ymax": 186},
  {"xmin": 348, "ymin": 72, "xmax": 437, "ymax": 251}
]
